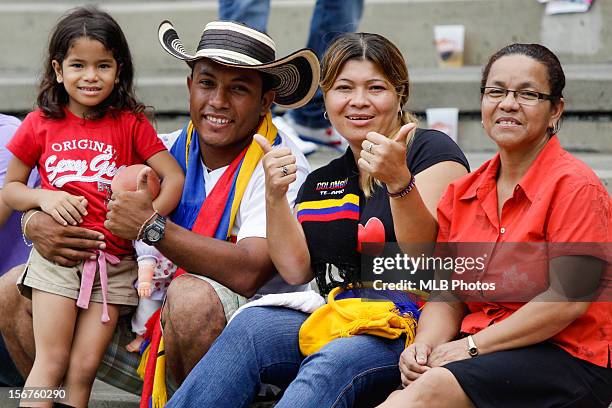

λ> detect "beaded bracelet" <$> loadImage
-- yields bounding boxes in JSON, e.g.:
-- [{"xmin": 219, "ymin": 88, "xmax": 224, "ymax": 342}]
[
  {"xmin": 21, "ymin": 210, "xmax": 41, "ymax": 247},
  {"xmin": 387, "ymin": 175, "xmax": 416, "ymax": 199},
  {"xmin": 136, "ymin": 210, "xmax": 159, "ymax": 241}
]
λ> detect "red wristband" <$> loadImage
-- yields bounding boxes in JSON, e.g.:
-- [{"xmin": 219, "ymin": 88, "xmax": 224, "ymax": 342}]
[{"xmin": 387, "ymin": 175, "xmax": 416, "ymax": 198}]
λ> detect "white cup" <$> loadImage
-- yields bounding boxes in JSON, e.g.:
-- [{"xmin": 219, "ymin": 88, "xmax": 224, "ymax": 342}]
[
  {"xmin": 434, "ymin": 25, "xmax": 465, "ymax": 68},
  {"xmin": 426, "ymin": 108, "xmax": 459, "ymax": 143}
]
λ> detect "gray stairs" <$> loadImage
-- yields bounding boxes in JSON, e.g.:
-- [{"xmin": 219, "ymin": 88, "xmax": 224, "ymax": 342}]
[
  {"xmin": 0, "ymin": 0, "xmax": 611, "ymax": 130},
  {"xmin": 0, "ymin": 1, "xmax": 610, "ymax": 406}
]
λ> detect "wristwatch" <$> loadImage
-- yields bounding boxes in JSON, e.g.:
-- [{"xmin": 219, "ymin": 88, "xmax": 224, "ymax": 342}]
[
  {"xmin": 142, "ymin": 213, "xmax": 166, "ymax": 246},
  {"xmin": 467, "ymin": 335, "xmax": 479, "ymax": 357}
]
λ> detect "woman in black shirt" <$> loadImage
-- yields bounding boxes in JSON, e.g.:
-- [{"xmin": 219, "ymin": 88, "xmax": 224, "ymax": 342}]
[{"xmin": 167, "ymin": 32, "xmax": 469, "ymax": 408}]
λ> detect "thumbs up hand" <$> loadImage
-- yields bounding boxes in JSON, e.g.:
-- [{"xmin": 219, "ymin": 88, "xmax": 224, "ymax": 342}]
[
  {"xmin": 254, "ymin": 133, "xmax": 273, "ymax": 155},
  {"xmin": 393, "ymin": 123, "xmax": 416, "ymax": 145},
  {"xmin": 357, "ymin": 123, "xmax": 416, "ymax": 193},
  {"xmin": 254, "ymin": 134, "xmax": 298, "ymax": 200},
  {"xmin": 105, "ymin": 165, "xmax": 156, "ymax": 240}
]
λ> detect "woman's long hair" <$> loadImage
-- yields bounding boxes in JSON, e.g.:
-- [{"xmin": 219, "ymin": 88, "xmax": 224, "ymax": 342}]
[{"xmin": 320, "ymin": 33, "xmax": 418, "ymax": 196}]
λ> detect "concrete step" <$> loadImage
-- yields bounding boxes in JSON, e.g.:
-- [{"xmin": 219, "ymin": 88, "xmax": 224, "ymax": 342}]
[
  {"xmin": 0, "ymin": 380, "xmax": 277, "ymax": 407},
  {"xmin": 89, "ymin": 380, "xmax": 138, "ymax": 408},
  {"xmin": 408, "ymin": 64, "xmax": 612, "ymax": 113},
  {"xmin": 88, "ymin": 379, "xmax": 277, "ymax": 408},
  {"xmin": 0, "ymin": 381, "xmax": 139, "ymax": 408},
  {"xmin": 1, "ymin": 0, "xmax": 612, "ymax": 113},
  {"xmin": 455, "ymin": 116, "xmax": 612, "ymax": 154},
  {"xmin": 361, "ymin": 0, "xmax": 612, "ymax": 68},
  {"xmin": 2, "ymin": 63, "xmax": 611, "ymax": 123},
  {"xmin": 1, "ymin": 0, "xmax": 611, "ymax": 74}
]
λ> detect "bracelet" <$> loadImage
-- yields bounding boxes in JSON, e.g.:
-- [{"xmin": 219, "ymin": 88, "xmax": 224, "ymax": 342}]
[
  {"xmin": 137, "ymin": 210, "xmax": 159, "ymax": 241},
  {"xmin": 21, "ymin": 210, "xmax": 41, "ymax": 247},
  {"xmin": 387, "ymin": 175, "xmax": 416, "ymax": 198}
]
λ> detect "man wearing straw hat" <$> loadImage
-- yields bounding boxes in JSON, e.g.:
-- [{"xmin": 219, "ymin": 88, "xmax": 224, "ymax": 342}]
[{"xmin": 0, "ymin": 20, "xmax": 319, "ymax": 399}]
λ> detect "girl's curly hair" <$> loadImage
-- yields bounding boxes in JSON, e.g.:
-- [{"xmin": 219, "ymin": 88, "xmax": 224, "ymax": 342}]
[{"xmin": 38, "ymin": 6, "xmax": 144, "ymax": 120}]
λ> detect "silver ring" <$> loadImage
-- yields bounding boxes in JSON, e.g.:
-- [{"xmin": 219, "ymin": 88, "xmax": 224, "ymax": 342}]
[
  {"xmin": 282, "ymin": 165, "xmax": 289, "ymax": 176},
  {"xmin": 367, "ymin": 143, "xmax": 373, "ymax": 153}
]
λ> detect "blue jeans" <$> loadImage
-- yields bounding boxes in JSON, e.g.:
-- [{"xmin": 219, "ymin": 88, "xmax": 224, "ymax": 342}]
[
  {"xmin": 218, "ymin": 0, "xmax": 364, "ymax": 129},
  {"xmin": 165, "ymin": 306, "xmax": 404, "ymax": 408},
  {"xmin": 218, "ymin": 0, "xmax": 269, "ymax": 32}
]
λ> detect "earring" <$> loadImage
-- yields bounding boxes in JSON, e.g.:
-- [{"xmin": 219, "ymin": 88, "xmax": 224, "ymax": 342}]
[
  {"xmin": 56, "ymin": 76, "xmax": 63, "ymax": 84},
  {"xmin": 323, "ymin": 111, "xmax": 328, "ymax": 120},
  {"xmin": 481, "ymin": 120, "xmax": 484, "ymax": 128},
  {"xmin": 548, "ymin": 121, "xmax": 561, "ymax": 135},
  {"xmin": 115, "ymin": 78, "xmax": 119, "ymax": 84}
]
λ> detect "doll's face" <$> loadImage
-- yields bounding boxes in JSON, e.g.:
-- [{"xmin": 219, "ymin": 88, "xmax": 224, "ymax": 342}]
[{"xmin": 111, "ymin": 164, "xmax": 161, "ymax": 198}]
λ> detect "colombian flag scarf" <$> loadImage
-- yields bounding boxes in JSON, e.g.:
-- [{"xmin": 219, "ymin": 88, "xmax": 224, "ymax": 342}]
[{"xmin": 137, "ymin": 113, "xmax": 279, "ymax": 408}]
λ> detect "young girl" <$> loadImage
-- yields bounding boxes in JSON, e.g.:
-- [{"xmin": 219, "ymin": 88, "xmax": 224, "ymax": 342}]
[{"xmin": 2, "ymin": 7, "xmax": 183, "ymax": 408}]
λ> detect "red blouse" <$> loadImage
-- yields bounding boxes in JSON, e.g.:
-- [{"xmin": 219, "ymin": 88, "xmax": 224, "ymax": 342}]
[{"xmin": 437, "ymin": 136, "xmax": 611, "ymax": 367}]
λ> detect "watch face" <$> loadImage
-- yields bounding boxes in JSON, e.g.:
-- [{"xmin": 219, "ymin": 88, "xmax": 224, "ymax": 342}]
[
  {"xmin": 142, "ymin": 215, "xmax": 166, "ymax": 245},
  {"xmin": 147, "ymin": 229, "xmax": 161, "ymax": 242}
]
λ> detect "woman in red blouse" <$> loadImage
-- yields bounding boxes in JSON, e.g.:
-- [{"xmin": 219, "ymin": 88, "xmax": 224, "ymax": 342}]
[{"xmin": 379, "ymin": 43, "xmax": 611, "ymax": 408}]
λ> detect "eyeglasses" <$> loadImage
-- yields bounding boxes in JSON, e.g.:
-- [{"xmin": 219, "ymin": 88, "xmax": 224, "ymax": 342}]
[{"xmin": 481, "ymin": 87, "xmax": 555, "ymax": 106}]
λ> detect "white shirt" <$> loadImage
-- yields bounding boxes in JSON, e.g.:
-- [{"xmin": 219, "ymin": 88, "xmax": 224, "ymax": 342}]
[{"xmin": 162, "ymin": 128, "xmax": 311, "ymax": 295}]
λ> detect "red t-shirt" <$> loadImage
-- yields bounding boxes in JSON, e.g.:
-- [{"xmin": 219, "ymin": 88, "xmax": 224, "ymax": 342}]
[
  {"xmin": 437, "ymin": 136, "xmax": 611, "ymax": 367},
  {"xmin": 7, "ymin": 109, "xmax": 166, "ymax": 256}
]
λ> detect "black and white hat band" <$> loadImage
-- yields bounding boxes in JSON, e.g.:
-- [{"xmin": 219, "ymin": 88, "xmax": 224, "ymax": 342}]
[{"xmin": 158, "ymin": 20, "xmax": 320, "ymax": 109}]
